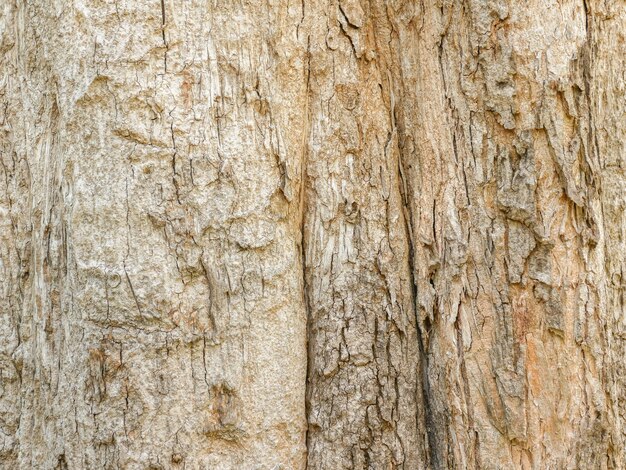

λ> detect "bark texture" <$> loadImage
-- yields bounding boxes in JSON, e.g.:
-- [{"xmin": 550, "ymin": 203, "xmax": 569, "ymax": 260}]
[
  {"xmin": 0, "ymin": 0, "xmax": 624, "ymax": 469},
  {"xmin": 1, "ymin": 1, "xmax": 310, "ymax": 468}
]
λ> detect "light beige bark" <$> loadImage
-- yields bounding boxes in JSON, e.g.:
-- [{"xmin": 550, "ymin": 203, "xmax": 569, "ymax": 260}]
[
  {"xmin": 1, "ymin": 1, "xmax": 309, "ymax": 468},
  {"xmin": 1, "ymin": 1, "xmax": 624, "ymax": 469},
  {"xmin": 591, "ymin": 0, "xmax": 626, "ymax": 463}
]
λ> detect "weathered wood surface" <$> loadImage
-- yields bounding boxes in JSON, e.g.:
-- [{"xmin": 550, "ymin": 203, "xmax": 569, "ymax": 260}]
[{"xmin": 0, "ymin": 1, "xmax": 624, "ymax": 468}]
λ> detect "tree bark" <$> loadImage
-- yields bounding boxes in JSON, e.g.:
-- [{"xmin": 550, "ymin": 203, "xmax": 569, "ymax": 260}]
[
  {"xmin": 303, "ymin": 3, "xmax": 427, "ymax": 468},
  {"xmin": 0, "ymin": 0, "xmax": 624, "ymax": 469},
  {"xmin": 393, "ymin": 1, "xmax": 623, "ymax": 467},
  {"xmin": 1, "ymin": 1, "xmax": 310, "ymax": 468}
]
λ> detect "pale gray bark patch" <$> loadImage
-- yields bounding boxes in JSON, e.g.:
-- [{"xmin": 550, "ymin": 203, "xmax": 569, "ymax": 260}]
[{"xmin": 2, "ymin": 1, "xmax": 308, "ymax": 468}]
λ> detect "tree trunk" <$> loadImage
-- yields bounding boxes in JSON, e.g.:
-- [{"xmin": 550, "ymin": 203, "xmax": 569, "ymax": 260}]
[{"xmin": 0, "ymin": 1, "xmax": 623, "ymax": 469}]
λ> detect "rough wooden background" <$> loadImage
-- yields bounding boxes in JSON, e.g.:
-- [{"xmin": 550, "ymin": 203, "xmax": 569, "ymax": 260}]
[{"xmin": 0, "ymin": 0, "xmax": 624, "ymax": 468}]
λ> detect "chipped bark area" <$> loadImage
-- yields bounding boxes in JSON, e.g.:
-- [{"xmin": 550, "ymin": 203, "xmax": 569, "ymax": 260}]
[
  {"xmin": 1, "ymin": 0, "xmax": 625, "ymax": 469},
  {"xmin": 392, "ymin": 0, "xmax": 623, "ymax": 467},
  {"xmin": 303, "ymin": 2, "xmax": 426, "ymax": 468}
]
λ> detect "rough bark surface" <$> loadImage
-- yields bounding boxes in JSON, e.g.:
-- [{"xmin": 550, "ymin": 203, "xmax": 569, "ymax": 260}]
[
  {"xmin": 1, "ymin": 1, "xmax": 310, "ymax": 468},
  {"xmin": 0, "ymin": 1, "xmax": 624, "ymax": 469},
  {"xmin": 303, "ymin": 3, "xmax": 427, "ymax": 468},
  {"xmin": 392, "ymin": 1, "xmax": 624, "ymax": 467}
]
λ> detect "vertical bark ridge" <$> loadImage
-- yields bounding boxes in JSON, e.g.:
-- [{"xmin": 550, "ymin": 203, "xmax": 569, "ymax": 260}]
[
  {"xmin": 0, "ymin": 2, "xmax": 28, "ymax": 465},
  {"xmin": 303, "ymin": 1, "xmax": 426, "ymax": 468},
  {"xmin": 588, "ymin": 1, "xmax": 626, "ymax": 466}
]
